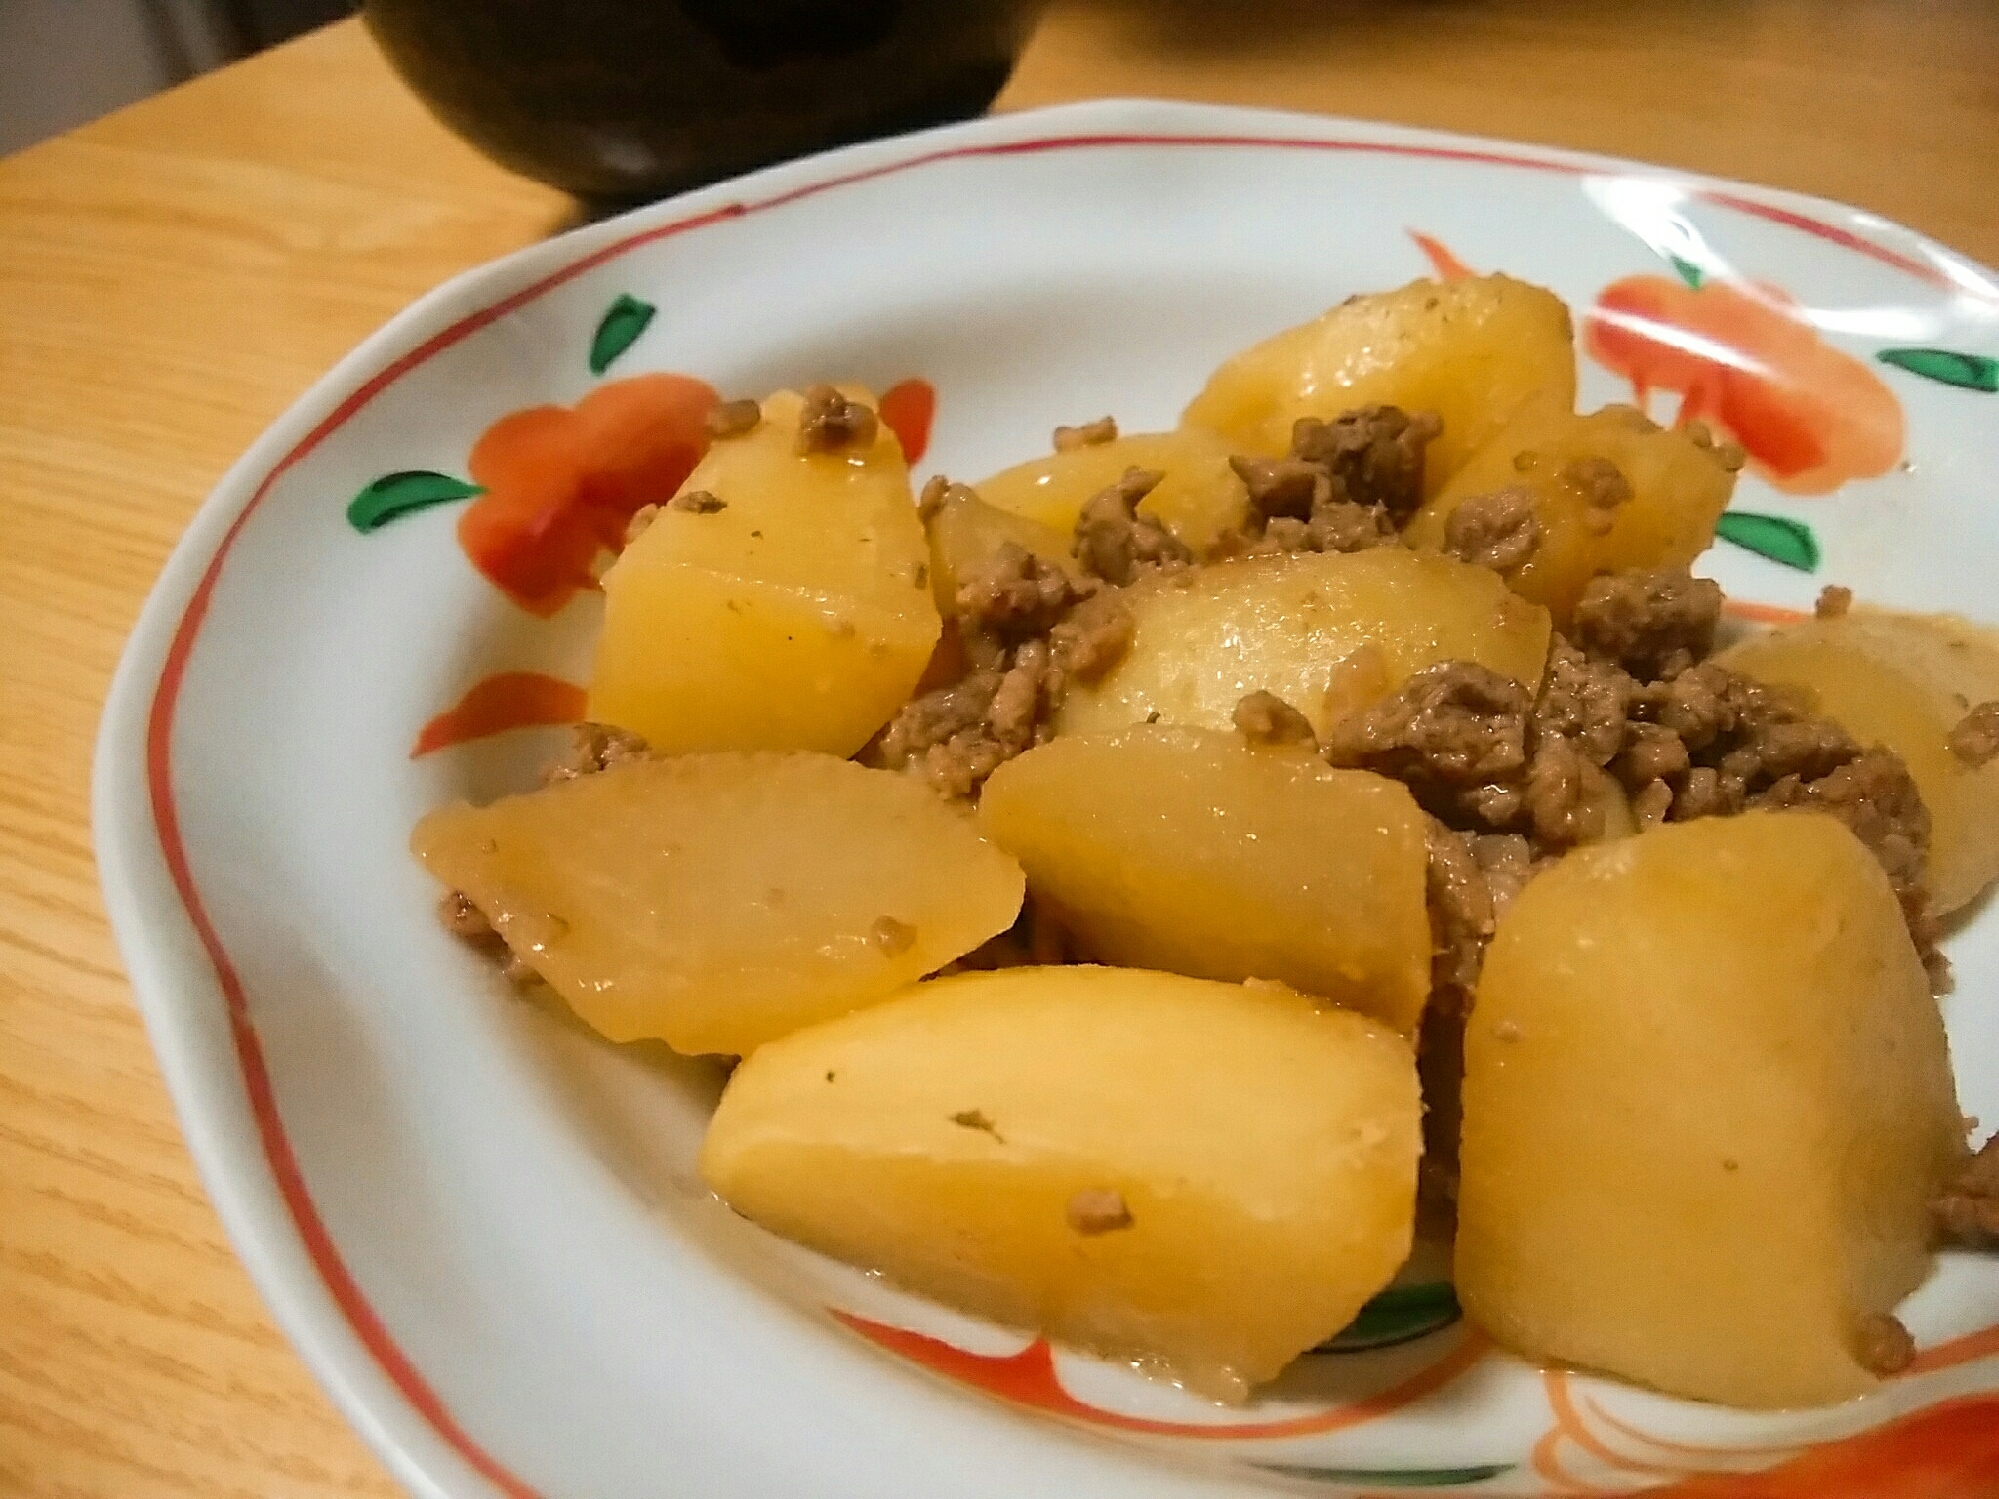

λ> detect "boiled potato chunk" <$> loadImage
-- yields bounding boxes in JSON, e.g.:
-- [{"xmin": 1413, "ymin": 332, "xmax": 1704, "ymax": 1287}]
[
  {"xmin": 926, "ymin": 483, "xmax": 1078, "ymax": 616},
  {"xmin": 975, "ymin": 428, "xmax": 1251, "ymax": 556},
  {"xmin": 1182, "ymin": 275, "xmax": 1576, "ymax": 492},
  {"xmin": 589, "ymin": 389, "xmax": 939, "ymax": 756},
  {"xmin": 1457, "ymin": 811, "xmax": 1962, "ymax": 1408},
  {"xmin": 412, "ymin": 753, "xmax": 1023, "ymax": 1055},
  {"xmin": 701, "ymin": 965, "xmax": 1421, "ymax": 1400},
  {"xmin": 1721, "ymin": 609, "xmax": 1999, "ymax": 917},
  {"xmin": 1405, "ymin": 403, "xmax": 1736, "ymax": 625},
  {"xmin": 1056, "ymin": 546, "xmax": 1552, "ymax": 739},
  {"xmin": 980, "ymin": 726, "xmax": 1430, "ymax": 1033}
]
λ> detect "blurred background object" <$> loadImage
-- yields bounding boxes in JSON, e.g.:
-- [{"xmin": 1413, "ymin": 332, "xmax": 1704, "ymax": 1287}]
[
  {"xmin": 360, "ymin": 0, "xmax": 1045, "ymax": 202},
  {"xmin": 0, "ymin": 0, "xmax": 349, "ymax": 154}
]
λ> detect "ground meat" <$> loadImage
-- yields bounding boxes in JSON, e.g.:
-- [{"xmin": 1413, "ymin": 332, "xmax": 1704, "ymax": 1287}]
[
  {"xmin": 1290, "ymin": 405, "xmax": 1441, "ymax": 525},
  {"xmin": 1323, "ymin": 663, "xmax": 1532, "ymax": 803},
  {"xmin": 915, "ymin": 473, "xmax": 956, "ymax": 522},
  {"xmin": 1562, "ymin": 456, "xmax": 1634, "ymax": 535},
  {"xmin": 870, "ymin": 915, "xmax": 917, "ymax": 955},
  {"xmin": 623, "ymin": 504, "xmax": 659, "ymax": 546},
  {"xmin": 1048, "ymin": 588, "xmax": 1134, "ymax": 684},
  {"xmin": 1816, "ymin": 584, "xmax": 1853, "ymax": 619},
  {"xmin": 872, "ymin": 543, "xmax": 1129, "ymax": 797},
  {"xmin": 1935, "ymin": 1133, "xmax": 1999, "ymax": 1246},
  {"xmin": 1632, "ymin": 777, "xmax": 1674, "ymax": 828},
  {"xmin": 1523, "ymin": 733, "xmax": 1594, "ymax": 848},
  {"xmin": 706, "ymin": 397, "xmax": 762, "ymax": 439},
  {"xmin": 1471, "ymin": 833, "xmax": 1541, "ymax": 923},
  {"xmin": 1949, "ymin": 702, "xmax": 1999, "ymax": 768},
  {"xmin": 670, "ymin": 488, "xmax": 725, "ymax": 514},
  {"xmin": 1761, "ymin": 747, "xmax": 1930, "ymax": 898},
  {"xmin": 1072, "ymin": 467, "xmax": 1190, "ymax": 585},
  {"xmin": 1536, "ymin": 639, "xmax": 1635, "ymax": 769},
  {"xmin": 438, "ymin": 890, "xmax": 502, "ymax": 946},
  {"xmin": 1444, "ymin": 486, "xmax": 1541, "ymax": 573},
  {"xmin": 1571, "ymin": 569, "xmax": 1724, "ymax": 681},
  {"xmin": 1230, "ymin": 456, "xmax": 1328, "ymax": 521},
  {"xmin": 1053, "ymin": 415, "xmax": 1117, "ymax": 451},
  {"xmin": 1234, "ymin": 690, "xmax": 1317, "ymax": 748},
  {"xmin": 1067, "ymin": 1187, "xmax": 1134, "ymax": 1234},
  {"xmin": 1854, "ymin": 1313, "xmax": 1916, "ymax": 1376},
  {"xmin": 1425, "ymin": 820, "xmax": 1495, "ymax": 997},
  {"xmin": 794, "ymin": 383, "xmax": 878, "ymax": 454},
  {"xmin": 544, "ymin": 721, "xmax": 652, "ymax": 783},
  {"xmin": 956, "ymin": 543, "xmax": 1090, "ymax": 654},
  {"xmin": 1307, "ymin": 503, "xmax": 1399, "ymax": 554},
  {"xmin": 1683, "ymin": 420, "xmax": 1748, "ymax": 472}
]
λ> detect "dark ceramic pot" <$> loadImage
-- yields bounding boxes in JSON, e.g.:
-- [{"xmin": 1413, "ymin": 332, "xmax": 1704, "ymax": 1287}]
[{"xmin": 362, "ymin": 0, "xmax": 1045, "ymax": 203}]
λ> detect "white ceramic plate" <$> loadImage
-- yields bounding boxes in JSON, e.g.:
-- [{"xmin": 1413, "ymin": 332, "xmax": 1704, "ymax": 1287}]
[{"xmin": 96, "ymin": 100, "xmax": 1999, "ymax": 1499}]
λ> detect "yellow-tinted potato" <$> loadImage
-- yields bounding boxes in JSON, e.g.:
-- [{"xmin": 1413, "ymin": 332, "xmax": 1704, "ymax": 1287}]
[
  {"xmin": 925, "ymin": 483, "xmax": 1077, "ymax": 616},
  {"xmin": 1056, "ymin": 547, "xmax": 1552, "ymax": 740},
  {"xmin": 588, "ymin": 389, "xmax": 939, "ymax": 756},
  {"xmin": 1457, "ymin": 812, "xmax": 1962, "ymax": 1408},
  {"xmin": 1405, "ymin": 403, "xmax": 1736, "ymax": 625},
  {"xmin": 412, "ymin": 753, "xmax": 1023, "ymax": 1056},
  {"xmin": 701, "ymin": 965, "xmax": 1421, "ymax": 1400},
  {"xmin": 1721, "ymin": 609, "xmax": 1999, "ymax": 917},
  {"xmin": 975, "ymin": 428, "xmax": 1251, "ymax": 556},
  {"xmin": 980, "ymin": 726, "xmax": 1430, "ymax": 1033},
  {"xmin": 1182, "ymin": 275, "xmax": 1576, "ymax": 492}
]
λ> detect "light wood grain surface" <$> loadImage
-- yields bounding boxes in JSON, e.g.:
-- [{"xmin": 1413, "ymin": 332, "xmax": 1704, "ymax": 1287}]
[{"xmin": 2, "ymin": 7, "xmax": 1994, "ymax": 1495}]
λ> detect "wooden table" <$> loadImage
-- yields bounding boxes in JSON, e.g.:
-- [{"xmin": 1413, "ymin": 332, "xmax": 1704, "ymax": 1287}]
[{"xmin": 3, "ymin": 5, "xmax": 1994, "ymax": 1494}]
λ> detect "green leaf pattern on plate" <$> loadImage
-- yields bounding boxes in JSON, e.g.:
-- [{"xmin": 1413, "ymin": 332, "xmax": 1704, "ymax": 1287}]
[
  {"xmin": 347, "ymin": 470, "xmax": 484, "ymax": 533},
  {"xmin": 1315, "ymin": 1281, "xmax": 1460, "ymax": 1353},
  {"xmin": 590, "ymin": 293, "xmax": 657, "ymax": 375},
  {"xmin": 1875, "ymin": 347, "xmax": 1999, "ymax": 393},
  {"xmin": 1715, "ymin": 510, "xmax": 1820, "ymax": 572},
  {"xmin": 1668, "ymin": 254, "xmax": 1706, "ymax": 290},
  {"xmin": 1255, "ymin": 1462, "xmax": 1512, "ymax": 1488}
]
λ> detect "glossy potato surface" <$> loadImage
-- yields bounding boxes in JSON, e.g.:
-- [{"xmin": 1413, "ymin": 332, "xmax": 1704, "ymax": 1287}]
[
  {"xmin": 701, "ymin": 965, "xmax": 1422, "ymax": 1401},
  {"xmin": 1721, "ymin": 609, "xmax": 1999, "ymax": 916},
  {"xmin": 980, "ymin": 726, "xmax": 1431, "ymax": 1032},
  {"xmin": 1457, "ymin": 812, "xmax": 1962, "ymax": 1408},
  {"xmin": 1055, "ymin": 547, "xmax": 1551, "ymax": 739},
  {"xmin": 589, "ymin": 389, "xmax": 938, "ymax": 756},
  {"xmin": 975, "ymin": 428, "xmax": 1251, "ymax": 556},
  {"xmin": 1181, "ymin": 275, "xmax": 1576, "ymax": 491},
  {"xmin": 1405, "ymin": 403, "xmax": 1736, "ymax": 624},
  {"xmin": 412, "ymin": 753, "xmax": 1023, "ymax": 1055}
]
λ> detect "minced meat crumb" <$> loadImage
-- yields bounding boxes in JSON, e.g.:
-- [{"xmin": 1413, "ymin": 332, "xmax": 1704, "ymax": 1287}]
[
  {"xmin": 1816, "ymin": 584, "xmax": 1854, "ymax": 619},
  {"xmin": 871, "ymin": 543, "xmax": 1132, "ymax": 798},
  {"xmin": 1234, "ymin": 690, "xmax": 1317, "ymax": 748},
  {"xmin": 1322, "ymin": 662, "xmax": 1531, "ymax": 803},
  {"xmin": 1948, "ymin": 702, "xmax": 1999, "ymax": 768},
  {"xmin": 870, "ymin": 915, "xmax": 917, "ymax": 955},
  {"xmin": 1683, "ymin": 420, "xmax": 1748, "ymax": 472},
  {"xmin": 706, "ymin": 397, "xmax": 762, "ymax": 439},
  {"xmin": 794, "ymin": 383, "xmax": 878, "ymax": 454},
  {"xmin": 438, "ymin": 890, "xmax": 501, "ymax": 946},
  {"xmin": 1066, "ymin": 1187, "xmax": 1134, "ymax": 1235},
  {"xmin": 1291, "ymin": 405, "xmax": 1441, "ymax": 525},
  {"xmin": 1934, "ymin": 1133, "xmax": 1999, "ymax": 1246},
  {"xmin": 1053, "ymin": 415, "xmax": 1117, "ymax": 451},
  {"xmin": 1571, "ymin": 569, "xmax": 1723, "ymax": 681},
  {"xmin": 1444, "ymin": 487, "xmax": 1541, "ymax": 574},
  {"xmin": 1073, "ymin": 467, "xmax": 1189, "ymax": 585},
  {"xmin": 623, "ymin": 504, "xmax": 659, "ymax": 546},
  {"xmin": 1049, "ymin": 588, "xmax": 1135, "ymax": 684},
  {"xmin": 1563, "ymin": 456, "xmax": 1634, "ymax": 535},
  {"xmin": 670, "ymin": 489, "xmax": 725, "ymax": 514},
  {"xmin": 1230, "ymin": 456, "xmax": 1328, "ymax": 521},
  {"xmin": 544, "ymin": 721, "xmax": 652, "ymax": 783},
  {"xmin": 1854, "ymin": 1313, "xmax": 1916, "ymax": 1376}
]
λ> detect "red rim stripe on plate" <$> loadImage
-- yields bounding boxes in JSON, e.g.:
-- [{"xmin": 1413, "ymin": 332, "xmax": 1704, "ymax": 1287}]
[{"xmin": 142, "ymin": 128, "xmax": 1977, "ymax": 1498}]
